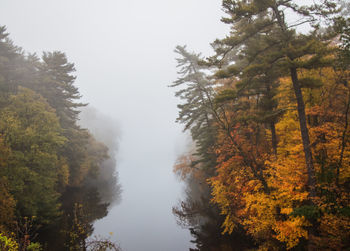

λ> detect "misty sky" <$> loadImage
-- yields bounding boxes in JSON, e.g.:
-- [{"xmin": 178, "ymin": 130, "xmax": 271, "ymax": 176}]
[{"xmin": 0, "ymin": 1, "xmax": 229, "ymax": 250}]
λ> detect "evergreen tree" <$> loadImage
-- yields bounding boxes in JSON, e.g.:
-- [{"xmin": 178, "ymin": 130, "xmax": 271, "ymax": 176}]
[
  {"xmin": 212, "ymin": 0, "xmax": 339, "ymax": 207},
  {"xmin": 170, "ymin": 45, "xmax": 218, "ymax": 173},
  {"xmin": 0, "ymin": 26, "xmax": 24, "ymax": 104},
  {"xmin": 35, "ymin": 51, "xmax": 86, "ymax": 128}
]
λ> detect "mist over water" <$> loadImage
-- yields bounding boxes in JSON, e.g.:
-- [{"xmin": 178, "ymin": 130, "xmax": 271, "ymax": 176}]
[
  {"xmin": 0, "ymin": 1, "xmax": 229, "ymax": 250},
  {"xmin": 79, "ymin": 106, "xmax": 122, "ymax": 207},
  {"xmin": 80, "ymin": 105, "xmax": 192, "ymax": 250},
  {"xmin": 92, "ymin": 126, "xmax": 192, "ymax": 250}
]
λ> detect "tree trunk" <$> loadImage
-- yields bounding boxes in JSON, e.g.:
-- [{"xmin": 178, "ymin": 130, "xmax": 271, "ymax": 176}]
[
  {"xmin": 290, "ymin": 67, "xmax": 318, "ymax": 250},
  {"xmin": 290, "ymin": 67, "xmax": 316, "ymax": 198},
  {"xmin": 337, "ymin": 88, "xmax": 350, "ymax": 186},
  {"xmin": 270, "ymin": 121, "xmax": 278, "ymax": 156}
]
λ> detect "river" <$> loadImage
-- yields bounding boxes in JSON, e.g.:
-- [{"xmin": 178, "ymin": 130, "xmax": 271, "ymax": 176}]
[{"xmin": 92, "ymin": 112, "xmax": 193, "ymax": 251}]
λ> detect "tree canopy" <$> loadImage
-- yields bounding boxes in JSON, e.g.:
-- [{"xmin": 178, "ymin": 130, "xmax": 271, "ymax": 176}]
[
  {"xmin": 0, "ymin": 26, "xmax": 120, "ymax": 250},
  {"xmin": 171, "ymin": 1, "xmax": 350, "ymax": 250}
]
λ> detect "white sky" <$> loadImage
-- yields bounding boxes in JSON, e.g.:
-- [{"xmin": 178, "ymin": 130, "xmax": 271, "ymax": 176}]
[{"xmin": 0, "ymin": 1, "xmax": 229, "ymax": 250}]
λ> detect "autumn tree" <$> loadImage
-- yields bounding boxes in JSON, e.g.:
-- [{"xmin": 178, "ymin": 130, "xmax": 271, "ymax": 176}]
[
  {"xmin": 0, "ymin": 26, "xmax": 118, "ymax": 248},
  {"xmin": 206, "ymin": 0, "xmax": 342, "ymax": 246},
  {"xmin": 0, "ymin": 87, "xmax": 66, "ymax": 224},
  {"xmin": 214, "ymin": 0, "xmax": 339, "ymax": 199},
  {"xmin": 172, "ymin": 1, "xmax": 350, "ymax": 250}
]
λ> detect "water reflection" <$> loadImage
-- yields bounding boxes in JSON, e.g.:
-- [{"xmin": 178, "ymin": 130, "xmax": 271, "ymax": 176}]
[
  {"xmin": 38, "ymin": 106, "xmax": 122, "ymax": 249},
  {"xmin": 173, "ymin": 154, "xmax": 255, "ymax": 251},
  {"xmin": 41, "ymin": 185, "xmax": 110, "ymax": 250},
  {"xmin": 79, "ymin": 106, "xmax": 122, "ymax": 208}
]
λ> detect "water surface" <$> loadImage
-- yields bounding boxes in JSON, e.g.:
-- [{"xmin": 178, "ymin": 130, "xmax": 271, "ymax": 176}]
[{"xmin": 93, "ymin": 110, "xmax": 192, "ymax": 251}]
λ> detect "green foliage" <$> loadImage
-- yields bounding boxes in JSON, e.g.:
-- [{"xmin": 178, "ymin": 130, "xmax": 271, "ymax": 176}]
[
  {"xmin": 0, "ymin": 177, "xmax": 15, "ymax": 232},
  {"xmin": 214, "ymin": 90, "xmax": 237, "ymax": 105},
  {"xmin": 0, "ymin": 233, "xmax": 18, "ymax": 251},
  {"xmin": 170, "ymin": 45, "xmax": 218, "ymax": 173},
  {"xmin": 334, "ymin": 13, "xmax": 350, "ymax": 70},
  {"xmin": 338, "ymin": 207, "xmax": 350, "ymax": 217},
  {"xmin": 214, "ymin": 65, "xmax": 240, "ymax": 79},
  {"xmin": 298, "ymin": 77, "xmax": 323, "ymax": 89},
  {"xmin": 291, "ymin": 206, "xmax": 321, "ymax": 221},
  {"xmin": 26, "ymin": 242, "xmax": 42, "ymax": 251},
  {"xmin": 0, "ymin": 25, "xmax": 115, "ymax": 249},
  {"xmin": 0, "ymin": 88, "xmax": 65, "ymax": 223},
  {"xmin": 33, "ymin": 51, "xmax": 86, "ymax": 128}
]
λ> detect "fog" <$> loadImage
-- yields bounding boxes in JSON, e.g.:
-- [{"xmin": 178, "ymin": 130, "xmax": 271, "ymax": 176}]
[
  {"xmin": 79, "ymin": 106, "xmax": 122, "ymax": 206},
  {"xmin": 0, "ymin": 1, "xmax": 229, "ymax": 250}
]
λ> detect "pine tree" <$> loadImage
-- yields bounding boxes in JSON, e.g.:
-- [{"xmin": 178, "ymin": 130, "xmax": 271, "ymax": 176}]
[
  {"xmin": 170, "ymin": 45, "xmax": 218, "ymax": 173},
  {"xmin": 212, "ymin": 0, "xmax": 339, "ymax": 205},
  {"xmin": 0, "ymin": 26, "xmax": 24, "ymax": 104},
  {"xmin": 37, "ymin": 51, "xmax": 86, "ymax": 128}
]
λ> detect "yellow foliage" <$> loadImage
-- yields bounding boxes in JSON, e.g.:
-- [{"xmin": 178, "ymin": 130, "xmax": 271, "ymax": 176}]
[
  {"xmin": 0, "ymin": 233, "xmax": 18, "ymax": 251},
  {"xmin": 208, "ymin": 67, "xmax": 350, "ymax": 249},
  {"xmin": 273, "ymin": 217, "xmax": 309, "ymax": 250}
]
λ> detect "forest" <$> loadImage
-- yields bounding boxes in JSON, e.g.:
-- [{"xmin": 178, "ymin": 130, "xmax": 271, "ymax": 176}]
[
  {"xmin": 171, "ymin": 0, "xmax": 350, "ymax": 250},
  {"xmin": 0, "ymin": 0, "xmax": 350, "ymax": 250},
  {"xmin": 0, "ymin": 26, "xmax": 120, "ymax": 250}
]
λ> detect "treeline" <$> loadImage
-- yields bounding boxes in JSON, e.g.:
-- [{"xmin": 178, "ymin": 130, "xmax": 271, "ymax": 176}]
[
  {"xmin": 172, "ymin": 1, "xmax": 350, "ymax": 250},
  {"xmin": 0, "ymin": 26, "xmax": 119, "ymax": 250}
]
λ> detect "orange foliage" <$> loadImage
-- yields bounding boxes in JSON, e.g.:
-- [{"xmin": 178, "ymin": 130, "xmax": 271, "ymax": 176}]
[{"xmin": 209, "ymin": 67, "xmax": 350, "ymax": 249}]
